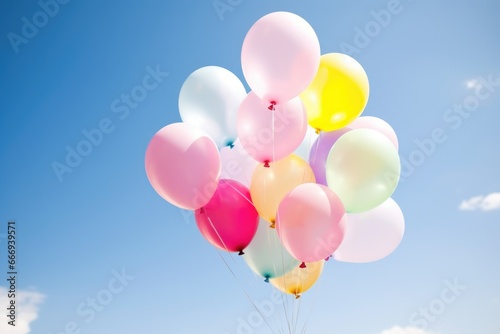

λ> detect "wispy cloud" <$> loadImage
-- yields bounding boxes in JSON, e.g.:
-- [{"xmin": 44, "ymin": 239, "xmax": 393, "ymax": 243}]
[
  {"xmin": 381, "ymin": 326, "xmax": 433, "ymax": 334},
  {"xmin": 459, "ymin": 192, "xmax": 500, "ymax": 211},
  {"xmin": 0, "ymin": 287, "xmax": 45, "ymax": 334}
]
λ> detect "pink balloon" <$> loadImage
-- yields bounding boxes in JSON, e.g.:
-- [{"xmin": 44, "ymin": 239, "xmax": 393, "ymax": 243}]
[
  {"xmin": 241, "ymin": 12, "xmax": 320, "ymax": 104},
  {"xmin": 195, "ymin": 179, "xmax": 259, "ymax": 253},
  {"xmin": 333, "ymin": 198, "xmax": 405, "ymax": 263},
  {"xmin": 145, "ymin": 123, "xmax": 221, "ymax": 210},
  {"xmin": 237, "ymin": 92, "xmax": 307, "ymax": 165},
  {"xmin": 276, "ymin": 183, "xmax": 345, "ymax": 263},
  {"xmin": 220, "ymin": 139, "xmax": 259, "ymax": 187},
  {"xmin": 349, "ymin": 116, "xmax": 399, "ymax": 149}
]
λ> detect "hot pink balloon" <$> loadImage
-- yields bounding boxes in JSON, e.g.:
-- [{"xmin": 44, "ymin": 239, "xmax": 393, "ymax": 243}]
[
  {"xmin": 195, "ymin": 179, "xmax": 259, "ymax": 254},
  {"xmin": 241, "ymin": 12, "xmax": 321, "ymax": 105},
  {"xmin": 145, "ymin": 123, "xmax": 221, "ymax": 210},
  {"xmin": 333, "ymin": 198, "xmax": 405, "ymax": 263},
  {"xmin": 349, "ymin": 116, "xmax": 399, "ymax": 149},
  {"xmin": 309, "ymin": 128, "xmax": 351, "ymax": 186},
  {"xmin": 276, "ymin": 183, "xmax": 345, "ymax": 264},
  {"xmin": 237, "ymin": 92, "xmax": 307, "ymax": 166}
]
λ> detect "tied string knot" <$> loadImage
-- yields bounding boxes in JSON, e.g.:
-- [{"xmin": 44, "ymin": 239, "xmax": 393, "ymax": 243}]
[{"xmin": 268, "ymin": 101, "xmax": 276, "ymax": 111}]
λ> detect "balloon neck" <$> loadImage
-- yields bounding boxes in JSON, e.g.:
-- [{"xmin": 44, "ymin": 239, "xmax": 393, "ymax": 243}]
[
  {"xmin": 315, "ymin": 128, "xmax": 320, "ymax": 135},
  {"xmin": 295, "ymin": 294, "xmax": 301, "ymax": 300},
  {"xmin": 199, "ymin": 207, "xmax": 205, "ymax": 214},
  {"xmin": 238, "ymin": 250, "xmax": 244, "ymax": 256},
  {"xmin": 269, "ymin": 220, "xmax": 276, "ymax": 229},
  {"xmin": 264, "ymin": 277, "xmax": 270, "ymax": 283},
  {"xmin": 299, "ymin": 262, "xmax": 307, "ymax": 269},
  {"xmin": 228, "ymin": 142, "xmax": 235, "ymax": 149},
  {"xmin": 263, "ymin": 161, "xmax": 270, "ymax": 168},
  {"xmin": 268, "ymin": 101, "xmax": 276, "ymax": 111},
  {"xmin": 325, "ymin": 255, "xmax": 332, "ymax": 261}
]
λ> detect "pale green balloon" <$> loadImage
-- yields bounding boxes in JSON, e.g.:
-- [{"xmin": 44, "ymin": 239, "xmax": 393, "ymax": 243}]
[
  {"xmin": 243, "ymin": 218, "xmax": 299, "ymax": 281},
  {"xmin": 326, "ymin": 128, "xmax": 400, "ymax": 213}
]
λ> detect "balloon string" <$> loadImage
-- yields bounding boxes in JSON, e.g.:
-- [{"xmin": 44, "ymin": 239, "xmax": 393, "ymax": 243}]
[
  {"xmin": 299, "ymin": 275, "xmax": 321, "ymax": 334},
  {"xmin": 222, "ymin": 181, "xmax": 256, "ymax": 211},
  {"xmin": 214, "ymin": 249, "xmax": 277, "ymax": 334},
  {"xmin": 206, "ymin": 214, "xmax": 238, "ymax": 267}
]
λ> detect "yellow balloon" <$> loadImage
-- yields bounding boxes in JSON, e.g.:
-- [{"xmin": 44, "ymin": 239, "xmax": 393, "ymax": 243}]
[
  {"xmin": 250, "ymin": 154, "xmax": 315, "ymax": 226},
  {"xmin": 270, "ymin": 260, "xmax": 324, "ymax": 298},
  {"xmin": 301, "ymin": 53, "xmax": 369, "ymax": 132}
]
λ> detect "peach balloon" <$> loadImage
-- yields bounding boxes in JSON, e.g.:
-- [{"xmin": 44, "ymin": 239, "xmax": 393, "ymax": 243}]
[{"xmin": 250, "ymin": 154, "xmax": 315, "ymax": 225}]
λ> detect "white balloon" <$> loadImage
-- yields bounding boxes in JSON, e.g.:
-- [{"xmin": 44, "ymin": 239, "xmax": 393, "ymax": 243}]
[
  {"xmin": 294, "ymin": 126, "xmax": 319, "ymax": 161},
  {"xmin": 243, "ymin": 218, "xmax": 299, "ymax": 281},
  {"xmin": 219, "ymin": 139, "xmax": 258, "ymax": 187},
  {"xmin": 333, "ymin": 198, "xmax": 405, "ymax": 263},
  {"xmin": 179, "ymin": 66, "xmax": 246, "ymax": 148}
]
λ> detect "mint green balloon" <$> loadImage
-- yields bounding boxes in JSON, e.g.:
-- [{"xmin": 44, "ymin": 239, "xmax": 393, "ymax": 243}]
[
  {"xmin": 243, "ymin": 218, "xmax": 299, "ymax": 281},
  {"xmin": 326, "ymin": 128, "xmax": 400, "ymax": 213}
]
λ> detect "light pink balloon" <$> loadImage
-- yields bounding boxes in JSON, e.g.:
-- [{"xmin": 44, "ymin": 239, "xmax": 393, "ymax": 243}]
[
  {"xmin": 333, "ymin": 198, "xmax": 405, "ymax": 263},
  {"xmin": 219, "ymin": 139, "xmax": 259, "ymax": 187},
  {"xmin": 241, "ymin": 12, "xmax": 321, "ymax": 104},
  {"xmin": 145, "ymin": 123, "xmax": 221, "ymax": 210},
  {"xmin": 349, "ymin": 116, "xmax": 399, "ymax": 149},
  {"xmin": 276, "ymin": 183, "xmax": 345, "ymax": 263},
  {"xmin": 237, "ymin": 92, "xmax": 307, "ymax": 165}
]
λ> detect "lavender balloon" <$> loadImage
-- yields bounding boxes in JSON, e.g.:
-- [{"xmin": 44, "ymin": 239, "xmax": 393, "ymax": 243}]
[{"xmin": 308, "ymin": 128, "xmax": 351, "ymax": 185}]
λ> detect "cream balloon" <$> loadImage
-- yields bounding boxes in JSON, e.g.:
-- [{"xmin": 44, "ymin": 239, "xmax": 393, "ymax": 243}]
[{"xmin": 333, "ymin": 198, "xmax": 405, "ymax": 263}]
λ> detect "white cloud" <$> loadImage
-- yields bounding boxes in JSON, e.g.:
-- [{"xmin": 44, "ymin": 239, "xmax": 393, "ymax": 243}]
[
  {"xmin": 0, "ymin": 287, "xmax": 45, "ymax": 334},
  {"xmin": 380, "ymin": 326, "xmax": 432, "ymax": 334},
  {"xmin": 459, "ymin": 193, "xmax": 500, "ymax": 211}
]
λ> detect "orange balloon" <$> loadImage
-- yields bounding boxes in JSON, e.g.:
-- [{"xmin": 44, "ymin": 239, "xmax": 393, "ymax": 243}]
[
  {"xmin": 250, "ymin": 154, "xmax": 315, "ymax": 225},
  {"xmin": 270, "ymin": 260, "xmax": 324, "ymax": 298}
]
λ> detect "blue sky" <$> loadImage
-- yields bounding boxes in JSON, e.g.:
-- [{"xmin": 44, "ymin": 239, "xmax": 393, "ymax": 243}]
[{"xmin": 1, "ymin": 1, "xmax": 499, "ymax": 334}]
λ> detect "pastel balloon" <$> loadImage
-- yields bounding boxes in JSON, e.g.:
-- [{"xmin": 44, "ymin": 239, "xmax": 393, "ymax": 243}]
[
  {"xmin": 219, "ymin": 139, "xmax": 259, "ymax": 187},
  {"xmin": 309, "ymin": 128, "xmax": 351, "ymax": 185},
  {"xmin": 145, "ymin": 123, "xmax": 221, "ymax": 210},
  {"xmin": 179, "ymin": 66, "xmax": 246, "ymax": 148},
  {"xmin": 250, "ymin": 154, "xmax": 315, "ymax": 224},
  {"xmin": 294, "ymin": 127, "xmax": 320, "ymax": 161},
  {"xmin": 195, "ymin": 179, "xmax": 259, "ymax": 253},
  {"xmin": 349, "ymin": 116, "xmax": 399, "ymax": 149},
  {"xmin": 326, "ymin": 129, "xmax": 400, "ymax": 213},
  {"xmin": 270, "ymin": 260, "xmax": 324, "ymax": 297},
  {"xmin": 301, "ymin": 53, "xmax": 369, "ymax": 131},
  {"xmin": 243, "ymin": 218, "xmax": 300, "ymax": 281},
  {"xmin": 276, "ymin": 183, "xmax": 345, "ymax": 263},
  {"xmin": 334, "ymin": 198, "xmax": 405, "ymax": 263},
  {"xmin": 241, "ymin": 12, "xmax": 320, "ymax": 104},
  {"xmin": 237, "ymin": 92, "xmax": 307, "ymax": 165}
]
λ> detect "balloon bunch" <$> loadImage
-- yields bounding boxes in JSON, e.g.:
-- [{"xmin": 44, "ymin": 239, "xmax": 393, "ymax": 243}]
[{"xmin": 145, "ymin": 12, "xmax": 404, "ymax": 298}]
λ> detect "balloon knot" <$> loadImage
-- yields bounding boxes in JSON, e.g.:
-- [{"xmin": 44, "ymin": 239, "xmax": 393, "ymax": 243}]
[
  {"xmin": 269, "ymin": 220, "xmax": 276, "ymax": 229},
  {"xmin": 264, "ymin": 277, "xmax": 270, "ymax": 283},
  {"xmin": 263, "ymin": 161, "xmax": 270, "ymax": 168},
  {"xmin": 325, "ymin": 255, "xmax": 332, "ymax": 261},
  {"xmin": 199, "ymin": 207, "xmax": 205, "ymax": 214},
  {"xmin": 229, "ymin": 142, "xmax": 235, "ymax": 149},
  {"xmin": 268, "ymin": 101, "xmax": 276, "ymax": 111},
  {"xmin": 315, "ymin": 128, "xmax": 320, "ymax": 135},
  {"xmin": 299, "ymin": 262, "xmax": 307, "ymax": 269},
  {"xmin": 295, "ymin": 294, "xmax": 301, "ymax": 300},
  {"xmin": 238, "ymin": 250, "xmax": 244, "ymax": 256}
]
